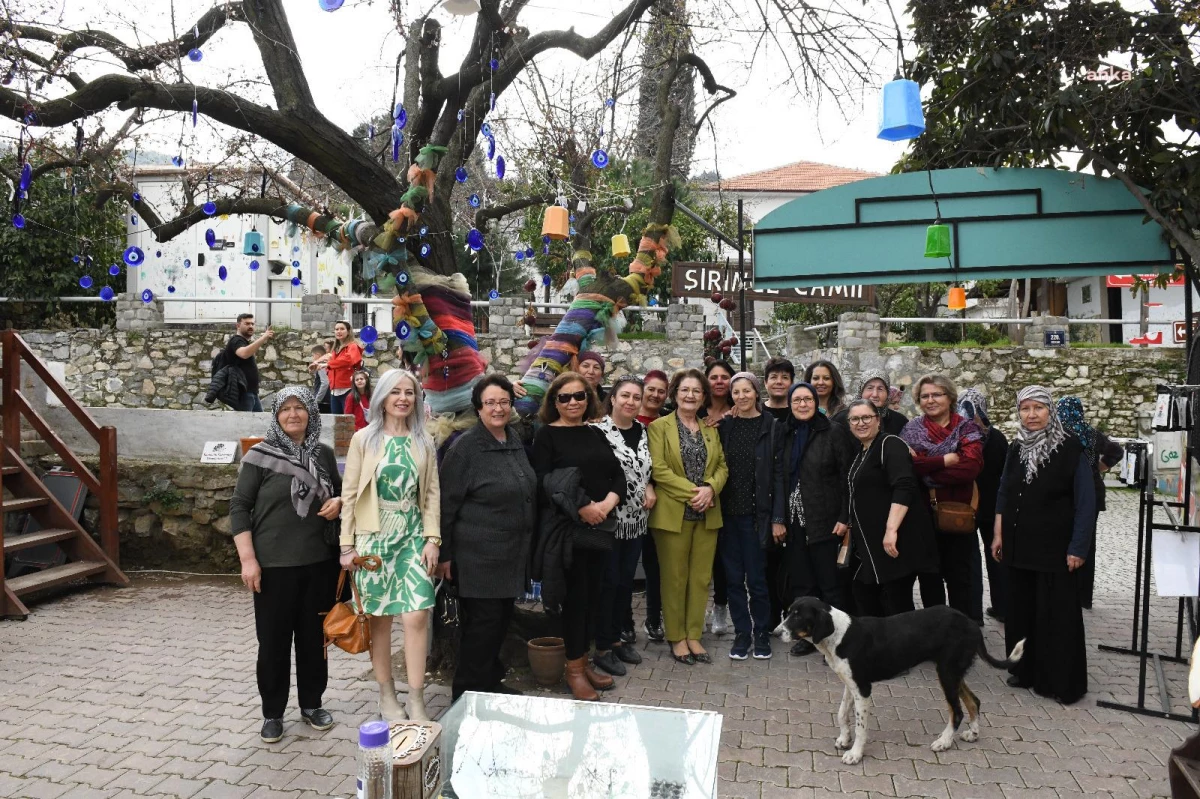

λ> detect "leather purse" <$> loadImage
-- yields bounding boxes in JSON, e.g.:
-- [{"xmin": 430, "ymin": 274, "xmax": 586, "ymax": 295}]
[
  {"xmin": 929, "ymin": 484, "xmax": 979, "ymax": 534},
  {"xmin": 322, "ymin": 555, "xmax": 382, "ymax": 657}
]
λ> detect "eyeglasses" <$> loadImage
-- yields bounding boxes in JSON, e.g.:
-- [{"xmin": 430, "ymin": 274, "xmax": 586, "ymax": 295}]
[
  {"xmin": 919, "ymin": 392, "xmax": 947, "ymax": 401},
  {"xmin": 677, "ymin": 388, "xmax": 704, "ymax": 397},
  {"xmin": 555, "ymin": 390, "xmax": 588, "ymax": 404},
  {"xmin": 482, "ymin": 399, "xmax": 512, "ymax": 409},
  {"xmin": 847, "ymin": 416, "xmax": 877, "ymax": 426},
  {"xmin": 790, "ymin": 396, "xmax": 815, "ymax": 406}
]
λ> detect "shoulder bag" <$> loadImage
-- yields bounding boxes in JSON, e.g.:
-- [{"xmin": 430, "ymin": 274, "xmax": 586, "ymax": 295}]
[
  {"xmin": 322, "ymin": 555, "xmax": 382, "ymax": 656},
  {"xmin": 929, "ymin": 484, "xmax": 979, "ymax": 534}
]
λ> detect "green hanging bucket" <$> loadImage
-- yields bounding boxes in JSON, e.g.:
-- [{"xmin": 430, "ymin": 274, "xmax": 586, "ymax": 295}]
[{"xmin": 925, "ymin": 223, "xmax": 951, "ymax": 258}]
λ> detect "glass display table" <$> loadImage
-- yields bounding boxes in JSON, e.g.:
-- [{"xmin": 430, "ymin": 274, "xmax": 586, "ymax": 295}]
[{"xmin": 437, "ymin": 692, "xmax": 722, "ymax": 798}]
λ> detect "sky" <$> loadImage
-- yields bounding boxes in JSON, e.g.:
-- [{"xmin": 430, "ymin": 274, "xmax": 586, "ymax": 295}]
[{"xmin": 11, "ymin": 0, "xmax": 909, "ymax": 181}]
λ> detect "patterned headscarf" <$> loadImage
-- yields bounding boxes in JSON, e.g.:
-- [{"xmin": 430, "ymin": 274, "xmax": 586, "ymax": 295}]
[
  {"xmin": 241, "ymin": 386, "xmax": 334, "ymax": 518},
  {"xmin": 1057, "ymin": 396, "xmax": 1098, "ymax": 464},
  {"xmin": 1015, "ymin": 385, "xmax": 1067, "ymax": 483},
  {"xmin": 958, "ymin": 387, "xmax": 991, "ymax": 428},
  {"xmin": 857, "ymin": 370, "xmax": 889, "ymax": 397}
]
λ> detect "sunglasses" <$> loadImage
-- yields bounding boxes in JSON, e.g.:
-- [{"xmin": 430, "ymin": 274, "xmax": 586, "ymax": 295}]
[{"xmin": 555, "ymin": 390, "xmax": 589, "ymax": 404}]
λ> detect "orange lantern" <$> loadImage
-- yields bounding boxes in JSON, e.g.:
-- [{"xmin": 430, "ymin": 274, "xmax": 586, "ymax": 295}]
[
  {"xmin": 541, "ymin": 206, "xmax": 569, "ymax": 240},
  {"xmin": 947, "ymin": 286, "xmax": 966, "ymax": 311},
  {"xmin": 611, "ymin": 234, "xmax": 631, "ymax": 258}
]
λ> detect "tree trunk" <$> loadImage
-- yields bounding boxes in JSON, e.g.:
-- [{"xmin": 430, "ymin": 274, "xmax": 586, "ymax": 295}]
[{"xmin": 634, "ymin": 0, "xmax": 696, "ymax": 178}]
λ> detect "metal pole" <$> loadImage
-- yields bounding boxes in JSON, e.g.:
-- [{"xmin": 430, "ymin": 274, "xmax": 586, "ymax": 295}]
[
  {"xmin": 738, "ymin": 199, "xmax": 747, "ymax": 371},
  {"xmin": 675, "ymin": 200, "xmax": 740, "ymax": 252}
]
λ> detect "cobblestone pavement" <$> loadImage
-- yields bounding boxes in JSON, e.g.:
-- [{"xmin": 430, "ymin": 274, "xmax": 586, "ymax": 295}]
[{"xmin": 1, "ymin": 488, "xmax": 1197, "ymax": 798}]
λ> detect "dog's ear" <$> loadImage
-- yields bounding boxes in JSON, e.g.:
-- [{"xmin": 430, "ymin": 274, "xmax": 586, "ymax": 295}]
[{"xmin": 808, "ymin": 608, "xmax": 836, "ymax": 644}]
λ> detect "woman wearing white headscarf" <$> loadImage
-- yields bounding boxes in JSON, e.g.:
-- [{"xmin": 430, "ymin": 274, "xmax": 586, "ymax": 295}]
[
  {"xmin": 229, "ymin": 386, "xmax": 342, "ymax": 743},
  {"xmin": 991, "ymin": 385, "xmax": 1095, "ymax": 704}
]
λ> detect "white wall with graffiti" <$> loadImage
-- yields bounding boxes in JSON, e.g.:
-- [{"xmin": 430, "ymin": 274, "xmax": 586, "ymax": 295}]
[{"xmin": 125, "ymin": 167, "xmax": 353, "ymax": 328}]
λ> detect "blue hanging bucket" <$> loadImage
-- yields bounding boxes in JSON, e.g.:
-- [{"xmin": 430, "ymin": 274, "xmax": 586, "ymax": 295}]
[
  {"xmin": 877, "ymin": 78, "xmax": 925, "ymax": 141},
  {"xmin": 243, "ymin": 230, "xmax": 265, "ymax": 255}
]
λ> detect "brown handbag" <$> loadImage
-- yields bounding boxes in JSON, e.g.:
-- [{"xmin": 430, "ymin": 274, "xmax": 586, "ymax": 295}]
[
  {"xmin": 929, "ymin": 484, "xmax": 979, "ymax": 534},
  {"xmin": 322, "ymin": 555, "xmax": 382, "ymax": 657}
]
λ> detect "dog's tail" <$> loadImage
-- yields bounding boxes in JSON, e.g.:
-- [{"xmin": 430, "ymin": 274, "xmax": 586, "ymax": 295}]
[{"xmin": 977, "ymin": 638, "xmax": 1025, "ymax": 669}]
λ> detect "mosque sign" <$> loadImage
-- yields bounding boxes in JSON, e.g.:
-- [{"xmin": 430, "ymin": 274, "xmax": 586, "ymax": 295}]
[{"xmin": 671, "ymin": 261, "xmax": 873, "ymax": 306}]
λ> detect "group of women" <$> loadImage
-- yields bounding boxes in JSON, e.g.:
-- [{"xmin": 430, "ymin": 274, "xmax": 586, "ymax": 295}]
[{"xmin": 230, "ymin": 349, "xmax": 1114, "ymax": 742}]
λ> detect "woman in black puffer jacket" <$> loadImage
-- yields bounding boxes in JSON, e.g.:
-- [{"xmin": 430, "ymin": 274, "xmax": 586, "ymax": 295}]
[{"xmin": 774, "ymin": 382, "xmax": 850, "ymax": 656}]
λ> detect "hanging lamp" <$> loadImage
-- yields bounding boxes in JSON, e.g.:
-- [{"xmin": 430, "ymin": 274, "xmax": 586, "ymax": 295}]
[
  {"xmin": 611, "ymin": 234, "xmax": 631, "ymax": 258},
  {"xmin": 947, "ymin": 286, "xmax": 966, "ymax": 310},
  {"xmin": 541, "ymin": 206, "xmax": 569, "ymax": 240},
  {"xmin": 925, "ymin": 220, "xmax": 951, "ymax": 258},
  {"xmin": 877, "ymin": 71, "xmax": 926, "ymax": 142}
]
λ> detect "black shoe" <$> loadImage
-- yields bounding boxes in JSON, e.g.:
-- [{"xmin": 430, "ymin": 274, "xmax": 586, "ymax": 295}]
[
  {"xmin": 620, "ymin": 628, "xmax": 637, "ymax": 645},
  {"xmin": 643, "ymin": 617, "xmax": 665, "ymax": 643},
  {"xmin": 790, "ymin": 640, "xmax": 816, "ymax": 656},
  {"xmin": 491, "ymin": 683, "xmax": 524, "ymax": 696},
  {"xmin": 593, "ymin": 650, "xmax": 627, "ymax": 676},
  {"xmin": 986, "ymin": 606, "xmax": 1006, "ymax": 623},
  {"xmin": 753, "ymin": 635, "xmax": 773, "ymax": 660},
  {"xmin": 300, "ymin": 708, "xmax": 334, "ymax": 731},
  {"xmin": 1006, "ymin": 674, "xmax": 1031, "ymax": 688},
  {"xmin": 260, "ymin": 718, "xmax": 284, "ymax": 743},
  {"xmin": 613, "ymin": 644, "xmax": 643, "ymax": 665},
  {"xmin": 729, "ymin": 633, "xmax": 751, "ymax": 661}
]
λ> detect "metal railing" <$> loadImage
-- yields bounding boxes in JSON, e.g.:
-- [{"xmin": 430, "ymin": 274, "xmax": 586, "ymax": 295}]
[
  {"xmin": 0, "ymin": 296, "xmax": 669, "ymax": 313},
  {"xmin": 803, "ymin": 317, "xmax": 1179, "ymax": 332}
]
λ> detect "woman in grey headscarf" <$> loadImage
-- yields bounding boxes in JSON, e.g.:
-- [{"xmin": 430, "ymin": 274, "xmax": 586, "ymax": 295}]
[
  {"xmin": 991, "ymin": 385, "xmax": 1095, "ymax": 704},
  {"xmin": 833, "ymin": 370, "xmax": 908, "ymax": 436},
  {"xmin": 229, "ymin": 387, "xmax": 343, "ymax": 743}
]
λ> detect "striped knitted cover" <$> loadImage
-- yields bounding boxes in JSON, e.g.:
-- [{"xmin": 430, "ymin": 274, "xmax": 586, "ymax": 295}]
[{"xmin": 512, "ymin": 223, "xmax": 677, "ymax": 417}]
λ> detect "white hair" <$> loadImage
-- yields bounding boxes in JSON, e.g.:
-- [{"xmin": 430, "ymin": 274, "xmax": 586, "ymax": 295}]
[{"xmin": 362, "ymin": 368, "xmax": 435, "ymax": 461}]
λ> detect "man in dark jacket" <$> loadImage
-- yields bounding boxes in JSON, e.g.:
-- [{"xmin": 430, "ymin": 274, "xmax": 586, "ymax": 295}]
[{"xmin": 223, "ymin": 313, "xmax": 274, "ymax": 412}]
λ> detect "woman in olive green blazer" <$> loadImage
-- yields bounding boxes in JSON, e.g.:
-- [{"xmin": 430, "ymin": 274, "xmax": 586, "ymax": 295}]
[{"xmin": 648, "ymin": 369, "xmax": 728, "ymax": 664}]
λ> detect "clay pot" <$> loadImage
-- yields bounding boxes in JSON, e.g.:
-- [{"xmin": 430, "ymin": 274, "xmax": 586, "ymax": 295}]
[
  {"xmin": 527, "ymin": 637, "xmax": 566, "ymax": 687},
  {"xmin": 239, "ymin": 436, "xmax": 264, "ymax": 455}
]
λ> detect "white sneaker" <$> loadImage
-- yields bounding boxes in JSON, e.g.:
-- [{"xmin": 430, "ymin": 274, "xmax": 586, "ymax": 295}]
[{"xmin": 711, "ymin": 605, "xmax": 730, "ymax": 636}]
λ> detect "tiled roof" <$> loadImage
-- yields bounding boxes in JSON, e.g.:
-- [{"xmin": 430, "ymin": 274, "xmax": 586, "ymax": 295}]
[{"xmin": 698, "ymin": 160, "xmax": 881, "ymax": 193}]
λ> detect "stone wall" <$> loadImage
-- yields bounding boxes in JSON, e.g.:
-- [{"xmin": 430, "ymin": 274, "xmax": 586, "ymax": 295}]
[
  {"xmin": 18, "ymin": 302, "xmax": 706, "ymax": 410},
  {"xmin": 788, "ymin": 311, "xmax": 1184, "ymax": 439}
]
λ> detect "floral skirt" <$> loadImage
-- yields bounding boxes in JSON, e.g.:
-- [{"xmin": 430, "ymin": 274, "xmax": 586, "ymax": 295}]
[{"xmin": 354, "ymin": 501, "xmax": 435, "ymax": 616}]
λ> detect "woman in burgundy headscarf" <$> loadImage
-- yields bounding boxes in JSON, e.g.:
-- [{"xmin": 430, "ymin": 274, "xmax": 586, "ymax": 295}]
[{"xmin": 900, "ymin": 374, "xmax": 984, "ymax": 622}]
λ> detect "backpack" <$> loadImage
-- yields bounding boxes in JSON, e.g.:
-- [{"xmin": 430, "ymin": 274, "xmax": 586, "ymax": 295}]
[{"xmin": 211, "ymin": 344, "xmax": 231, "ymax": 377}]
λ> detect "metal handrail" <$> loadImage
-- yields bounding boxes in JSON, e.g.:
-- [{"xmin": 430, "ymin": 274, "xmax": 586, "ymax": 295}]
[{"xmin": 804, "ymin": 317, "xmax": 1180, "ymax": 332}]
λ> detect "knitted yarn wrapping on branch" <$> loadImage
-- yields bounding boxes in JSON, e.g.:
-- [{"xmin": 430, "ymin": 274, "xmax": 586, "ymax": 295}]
[{"xmin": 512, "ymin": 222, "xmax": 677, "ymax": 417}]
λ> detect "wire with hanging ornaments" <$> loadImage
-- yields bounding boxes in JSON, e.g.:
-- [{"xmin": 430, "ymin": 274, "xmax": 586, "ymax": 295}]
[{"xmin": 591, "ymin": 97, "xmax": 615, "ymax": 170}]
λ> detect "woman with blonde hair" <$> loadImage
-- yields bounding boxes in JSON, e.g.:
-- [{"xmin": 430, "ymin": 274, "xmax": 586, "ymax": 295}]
[{"xmin": 340, "ymin": 368, "xmax": 441, "ymax": 722}]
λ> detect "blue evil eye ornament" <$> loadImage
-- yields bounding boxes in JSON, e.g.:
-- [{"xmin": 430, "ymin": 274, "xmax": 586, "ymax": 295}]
[
  {"xmin": 108, "ymin": 264, "xmax": 121, "ymax": 276},
  {"xmin": 515, "ymin": 251, "xmax": 525, "ymax": 262},
  {"xmin": 167, "ymin": 285, "xmax": 175, "ymax": 293},
  {"xmin": 79, "ymin": 275, "xmax": 93, "ymax": 289},
  {"xmin": 291, "ymin": 276, "xmax": 301, "ymax": 286},
  {"xmin": 99, "ymin": 286, "xmax": 115, "ymax": 301},
  {"xmin": 542, "ymin": 235, "xmax": 551, "ymax": 244},
  {"xmin": 467, "ymin": 228, "xmax": 484, "ymax": 251},
  {"xmin": 393, "ymin": 103, "xmax": 407, "ymax": 128},
  {"xmin": 131, "ymin": 215, "xmax": 138, "ymax": 225},
  {"xmin": 172, "ymin": 155, "xmax": 184, "ymax": 167},
  {"xmin": 591, "ymin": 149, "xmax": 609, "ymax": 169},
  {"xmin": 605, "ymin": 97, "xmax": 615, "ymax": 108},
  {"xmin": 525, "ymin": 246, "xmax": 535, "ymax": 258},
  {"xmin": 542, "ymin": 274, "xmax": 552, "ymax": 287},
  {"xmin": 370, "ymin": 282, "xmax": 378, "ymax": 295},
  {"xmin": 183, "ymin": 258, "xmax": 191, "ymax": 268},
  {"xmin": 203, "ymin": 201, "xmax": 217, "ymax": 216},
  {"xmin": 123, "ymin": 246, "xmax": 144, "ymax": 266},
  {"xmin": 481, "ymin": 123, "xmax": 492, "ymax": 138},
  {"xmin": 205, "ymin": 229, "xmax": 217, "ymax": 247},
  {"xmin": 488, "ymin": 289, "xmax": 499, "ymax": 300},
  {"xmin": 469, "ymin": 193, "xmax": 481, "ymax": 208},
  {"xmin": 397, "ymin": 272, "xmax": 409, "ymax": 286},
  {"xmin": 543, "ymin": 244, "xmax": 550, "ymax": 255},
  {"xmin": 12, "ymin": 213, "xmax": 25, "ymax": 229},
  {"xmin": 489, "ymin": 58, "xmax": 499, "ymax": 71},
  {"xmin": 495, "ymin": 156, "xmax": 506, "ymax": 179},
  {"xmin": 155, "ymin": 250, "xmax": 161, "ymax": 257},
  {"xmin": 419, "ymin": 243, "xmax": 431, "ymax": 257},
  {"xmin": 132, "ymin": 192, "xmax": 142, "ymax": 202},
  {"xmin": 419, "ymin": 225, "xmax": 428, "ymax": 236},
  {"xmin": 486, "ymin": 137, "xmax": 496, "ymax": 160},
  {"xmin": 396, "ymin": 321, "xmax": 412, "ymax": 339},
  {"xmin": 188, "ymin": 48, "xmax": 202, "ymax": 62},
  {"xmin": 360, "ymin": 325, "xmax": 379, "ymax": 344},
  {"xmin": 320, "ymin": 0, "xmax": 345, "ymax": 10},
  {"xmin": 218, "ymin": 265, "xmax": 228, "ymax": 281},
  {"xmin": 141, "ymin": 289, "xmax": 154, "ymax": 303},
  {"xmin": 364, "ymin": 343, "xmax": 375, "ymax": 356},
  {"xmin": 455, "ymin": 166, "xmax": 468, "ymax": 183},
  {"xmin": 391, "ymin": 127, "xmax": 403, "ymax": 162},
  {"xmin": 19, "ymin": 162, "xmax": 31, "ymax": 192},
  {"xmin": 72, "ymin": 255, "xmax": 81, "ymax": 263},
  {"xmin": 249, "ymin": 259, "xmax": 260, "ymax": 271},
  {"xmin": 456, "ymin": 109, "xmax": 464, "ymax": 122},
  {"xmin": 292, "ymin": 259, "xmax": 300, "ymax": 268}
]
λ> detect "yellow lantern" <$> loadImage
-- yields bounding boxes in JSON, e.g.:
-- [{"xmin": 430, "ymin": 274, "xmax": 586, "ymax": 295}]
[
  {"xmin": 541, "ymin": 206, "xmax": 569, "ymax": 241},
  {"xmin": 611, "ymin": 234, "xmax": 631, "ymax": 258},
  {"xmin": 947, "ymin": 286, "xmax": 966, "ymax": 311}
]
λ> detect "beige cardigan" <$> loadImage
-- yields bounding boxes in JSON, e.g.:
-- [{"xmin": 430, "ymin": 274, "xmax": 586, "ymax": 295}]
[{"xmin": 340, "ymin": 427, "xmax": 440, "ymax": 547}]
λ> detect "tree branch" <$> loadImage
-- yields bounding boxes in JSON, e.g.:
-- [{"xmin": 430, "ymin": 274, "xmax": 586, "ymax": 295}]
[
  {"xmin": 474, "ymin": 193, "xmax": 554, "ymax": 231},
  {"xmin": 241, "ymin": 0, "xmax": 317, "ymax": 113},
  {"xmin": 95, "ymin": 181, "xmax": 293, "ymax": 243}
]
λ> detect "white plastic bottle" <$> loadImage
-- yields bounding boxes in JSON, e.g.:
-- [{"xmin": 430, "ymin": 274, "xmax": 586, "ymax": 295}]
[{"xmin": 356, "ymin": 720, "xmax": 393, "ymax": 799}]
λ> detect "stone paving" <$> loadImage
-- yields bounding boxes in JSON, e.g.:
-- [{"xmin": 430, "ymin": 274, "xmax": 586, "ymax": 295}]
[{"xmin": 1, "ymin": 487, "xmax": 1197, "ymax": 798}]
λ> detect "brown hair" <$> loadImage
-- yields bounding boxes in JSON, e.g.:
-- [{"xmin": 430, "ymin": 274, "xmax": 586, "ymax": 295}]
[
  {"xmin": 332, "ymin": 320, "xmax": 354, "ymax": 353},
  {"xmin": 538, "ymin": 371, "xmax": 601, "ymax": 424},
  {"xmin": 668, "ymin": 368, "xmax": 710, "ymax": 405},
  {"xmin": 914, "ymin": 374, "xmax": 958, "ymax": 408}
]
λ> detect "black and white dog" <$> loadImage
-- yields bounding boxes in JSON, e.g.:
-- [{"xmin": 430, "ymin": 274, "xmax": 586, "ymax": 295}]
[{"xmin": 775, "ymin": 597, "xmax": 1024, "ymax": 764}]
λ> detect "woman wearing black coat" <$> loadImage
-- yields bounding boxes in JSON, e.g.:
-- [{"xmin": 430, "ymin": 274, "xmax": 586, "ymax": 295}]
[
  {"xmin": 775, "ymin": 382, "xmax": 850, "ymax": 655},
  {"xmin": 438, "ymin": 375, "xmax": 537, "ymax": 700},
  {"xmin": 844, "ymin": 399, "xmax": 939, "ymax": 617}
]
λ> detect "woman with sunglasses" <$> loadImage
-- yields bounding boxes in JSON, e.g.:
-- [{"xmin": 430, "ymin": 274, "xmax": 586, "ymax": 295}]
[
  {"xmin": 648, "ymin": 369, "xmax": 728, "ymax": 665},
  {"xmin": 531, "ymin": 372, "xmax": 627, "ymax": 701}
]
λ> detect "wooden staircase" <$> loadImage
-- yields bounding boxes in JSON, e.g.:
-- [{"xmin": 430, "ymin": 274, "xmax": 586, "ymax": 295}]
[{"xmin": 2, "ymin": 330, "xmax": 128, "ymax": 619}]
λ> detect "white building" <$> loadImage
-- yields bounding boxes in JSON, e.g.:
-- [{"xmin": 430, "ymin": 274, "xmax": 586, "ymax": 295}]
[
  {"xmin": 1066, "ymin": 275, "xmax": 1194, "ymax": 347},
  {"xmin": 125, "ymin": 166, "xmax": 354, "ymax": 329}
]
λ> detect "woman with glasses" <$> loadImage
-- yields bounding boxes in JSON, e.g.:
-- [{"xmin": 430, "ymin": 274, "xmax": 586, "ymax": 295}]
[
  {"xmin": 776, "ymin": 382, "xmax": 850, "ymax": 655},
  {"xmin": 900, "ymin": 374, "xmax": 985, "ymax": 622},
  {"xmin": 648, "ymin": 369, "xmax": 729, "ymax": 665},
  {"xmin": 438, "ymin": 374, "xmax": 536, "ymax": 699},
  {"xmin": 845, "ymin": 398, "xmax": 939, "ymax": 616},
  {"xmin": 589, "ymin": 376, "xmax": 656, "ymax": 676},
  {"xmin": 531, "ymin": 372, "xmax": 626, "ymax": 700}
]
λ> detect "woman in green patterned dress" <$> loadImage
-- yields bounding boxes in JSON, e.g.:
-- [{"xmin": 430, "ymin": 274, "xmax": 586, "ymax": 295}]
[{"xmin": 340, "ymin": 369, "xmax": 441, "ymax": 722}]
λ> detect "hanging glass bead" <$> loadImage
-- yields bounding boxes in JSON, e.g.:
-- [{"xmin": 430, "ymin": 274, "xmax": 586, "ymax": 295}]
[
  {"xmin": 108, "ymin": 264, "xmax": 121, "ymax": 276},
  {"xmin": 591, "ymin": 149, "xmax": 609, "ymax": 169},
  {"xmin": 394, "ymin": 103, "xmax": 407, "ymax": 129},
  {"xmin": 218, "ymin": 265, "xmax": 228, "ymax": 281},
  {"xmin": 455, "ymin": 166, "xmax": 468, "ymax": 183},
  {"xmin": 123, "ymin": 246, "xmax": 144, "ymax": 266},
  {"xmin": 12, "ymin": 214, "xmax": 25, "ymax": 229},
  {"xmin": 249, "ymin": 259, "xmax": 260, "ymax": 271},
  {"xmin": 188, "ymin": 48, "xmax": 202, "ymax": 62},
  {"xmin": 469, "ymin": 193, "xmax": 481, "ymax": 207},
  {"xmin": 496, "ymin": 156, "xmax": 505, "ymax": 179},
  {"xmin": 467, "ymin": 228, "xmax": 484, "ymax": 251},
  {"xmin": 79, "ymin": 275, "xmax": 93, "ymax": 289},
  {"xmin": 99, "ymin": 286, "xmax": 115, "ymax": 301},
  {"xmin": 141, "ymin": 289, "xmax": 154, "ymax": 303},
  {"xmin": 203, "ymin": 201, "xmax": 217, "ymax": 216}
]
